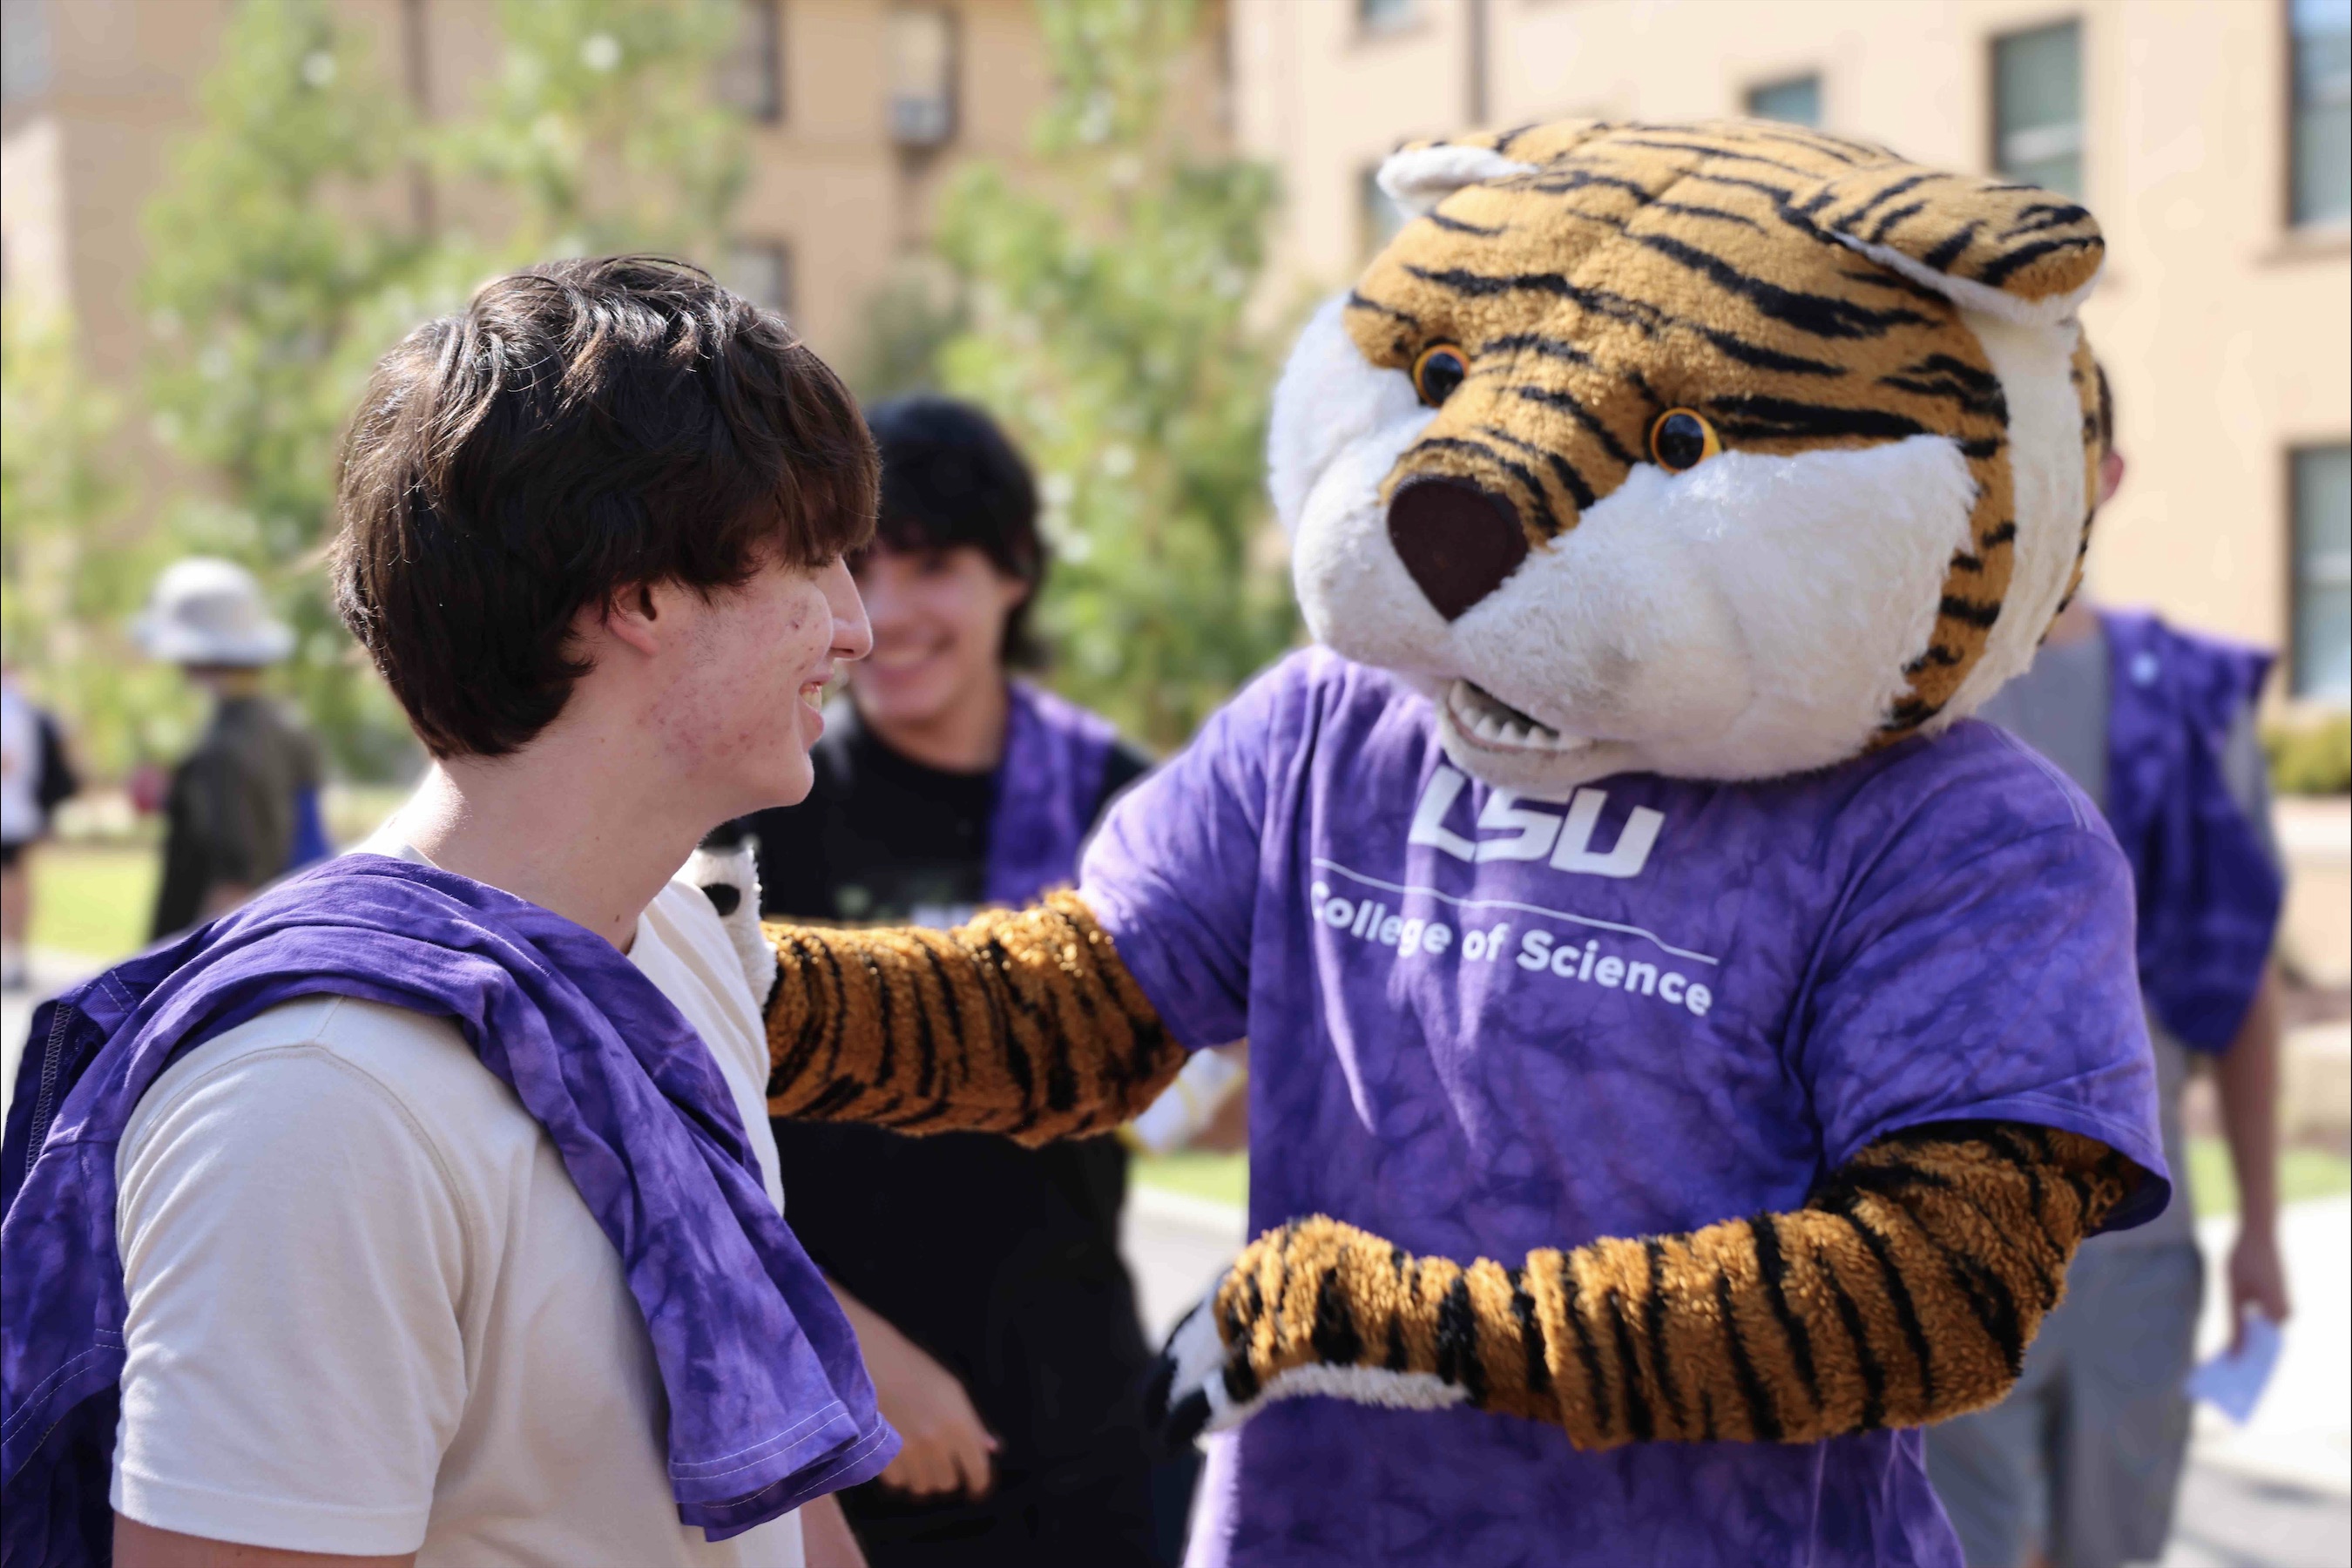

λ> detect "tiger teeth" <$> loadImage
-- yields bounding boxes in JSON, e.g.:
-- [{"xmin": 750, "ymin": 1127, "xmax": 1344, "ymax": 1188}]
[{"xmin": 1446, "ymin": 679, "xmax": 1580, "ymax": 751}]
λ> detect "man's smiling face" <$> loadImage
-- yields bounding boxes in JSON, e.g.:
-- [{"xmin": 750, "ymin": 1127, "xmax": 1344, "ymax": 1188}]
[{"xmin": 656, "ymin": 548, "xmax": 872, "ymax": 819}]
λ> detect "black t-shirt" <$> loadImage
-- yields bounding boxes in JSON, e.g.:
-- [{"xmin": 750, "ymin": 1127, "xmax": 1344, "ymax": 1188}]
[
  {"xmin": 738, "ymin": 701, "xmax": 1157, "ymax": 1551},
  {"xmin": 152, "ymin": 697, "xmax": 322, "ymax": 941},
  {"xmin": 751, "ymin": 698, "xmax": 1152, "ymax": 924}
]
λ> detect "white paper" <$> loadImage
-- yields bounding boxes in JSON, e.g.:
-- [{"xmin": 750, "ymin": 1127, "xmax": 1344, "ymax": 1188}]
[{"xmin": 2185, "ymin": 1312, "xmax": 2283, "ymax": 1425}]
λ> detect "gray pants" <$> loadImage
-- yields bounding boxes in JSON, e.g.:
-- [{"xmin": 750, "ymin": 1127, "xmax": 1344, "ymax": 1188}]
[{"xmin": 1925, "ymin": 1240, "xmax": 2203, "ymax": 1568}]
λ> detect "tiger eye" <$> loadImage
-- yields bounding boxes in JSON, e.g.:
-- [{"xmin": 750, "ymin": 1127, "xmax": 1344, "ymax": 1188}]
[
  {"xmin": 1648, "ymin": 409, "xmax": 1722, "ymax": 471},
  {"xmin": 1412, "ymin": 343, "xmax": 1468, "ymax": 408}
]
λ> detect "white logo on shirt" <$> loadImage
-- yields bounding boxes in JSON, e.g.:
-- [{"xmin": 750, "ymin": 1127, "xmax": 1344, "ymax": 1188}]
[
  {"xmin": 1407, "ymin": 767, "xmax": 1664, "ymax": 879},
  {"xmin": 1306, "ymin": 857, "xmax": 1718, "ymax": 1018}
]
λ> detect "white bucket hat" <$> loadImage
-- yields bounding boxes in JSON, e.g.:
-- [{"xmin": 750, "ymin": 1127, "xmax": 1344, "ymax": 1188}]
[{"xmin": 131, "ymin": 558, "xmax": 295, "ymax": 667}]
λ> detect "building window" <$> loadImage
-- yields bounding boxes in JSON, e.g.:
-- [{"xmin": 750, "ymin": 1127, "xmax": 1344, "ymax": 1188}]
[
  {"xmin": 1362, "ymin": 166, "xmax": 1409, "ymax": 260},
  {"xmin": 2293, "ymin": 444, "xmax": 2352, "ymax": 701},
  {"xmin": 719, "ymin": 0, "xmax": 783, "ymax": 124},
  {"xmin": 1992, "ymin": 20, "xmax": 2084, "ymax": 198},
  {"xmin": 1359, "ymin": 0, "xmax": 1416, "ymax": 32},
  {"xmin": 2291, "ymin": 0, "xmax": 2351, "ymax": 226},
  {"xmin": 3, "ymin": 0, "xmax": 53, "ymax": 104},
  {"xmin": 722, "ymin": 241, "xmax": 794, "ymax": 318},
  {"xmin": 889, "ymin": 7, "xmax": 956, "ymax": 148},
  {"xmin": 1746, "ymin": 75, "xmax": 1821, "ymax": 127}
]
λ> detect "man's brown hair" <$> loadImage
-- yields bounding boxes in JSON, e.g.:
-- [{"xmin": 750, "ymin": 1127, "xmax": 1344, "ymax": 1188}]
[{"xmin": 333, "ymin": 255, "xmax": 877, "ymax": 758}]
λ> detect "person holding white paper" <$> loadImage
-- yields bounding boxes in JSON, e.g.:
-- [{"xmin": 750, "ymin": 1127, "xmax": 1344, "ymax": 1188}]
[{"xmin": 1924, "ymin": 374, "xmax": 2292, "ymax": 1568}]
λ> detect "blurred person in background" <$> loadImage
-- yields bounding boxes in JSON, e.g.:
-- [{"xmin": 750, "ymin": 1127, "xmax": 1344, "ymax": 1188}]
[
  {"xmin": 1, "ymin": 665, "xmax": 80, "ymax": 990},
  {"xmin": 132, "ymin": 558, "xmax": 330, "ymax": 940},
  {"xmin": 1925, "ymin": 372, "xmax": 2291, "ymax": 1568},
  {"xmin": 729, "ymin": 395, "xmax": 1183, "ymax": 1566}
]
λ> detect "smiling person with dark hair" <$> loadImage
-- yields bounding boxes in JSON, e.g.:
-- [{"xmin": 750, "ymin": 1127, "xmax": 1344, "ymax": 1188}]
[
  {"xmin": 3, "ymin": 258, "xmax": 892, "ymax": 1568},
  {"xmin": 728, "ymin": 395, "xmax": 1177, "ymax": 1566}
]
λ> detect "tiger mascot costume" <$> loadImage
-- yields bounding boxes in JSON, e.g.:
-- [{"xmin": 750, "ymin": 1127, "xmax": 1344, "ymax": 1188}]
[{"xmin": 716, "ymin": 120, "xmax": 2169, "ymax": 1567}]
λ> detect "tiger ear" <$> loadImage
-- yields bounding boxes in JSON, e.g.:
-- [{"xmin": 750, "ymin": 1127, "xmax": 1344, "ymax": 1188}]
[
  {"xmin": 1811, "ymin": 167, "xmax": 2105, "ymax": 327},
  {"xmin": 1372, "ymin": 121, "xmax": 1623, "ymax": 218},
  {"xmin": 1375, "ymin": 141, "xmax": 1538, "ymax": 218}
]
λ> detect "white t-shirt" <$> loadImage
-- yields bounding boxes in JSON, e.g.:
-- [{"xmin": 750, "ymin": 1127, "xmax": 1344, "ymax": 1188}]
[{"xmin": 111, "ymin": 848, "xmax": 804, "ymax": 1567}]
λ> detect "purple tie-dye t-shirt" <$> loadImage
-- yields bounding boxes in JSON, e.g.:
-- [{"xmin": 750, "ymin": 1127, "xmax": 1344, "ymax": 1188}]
[{"xmin": 1079, "ymin": 650, "xmax": 2166, "ymax": 1568}]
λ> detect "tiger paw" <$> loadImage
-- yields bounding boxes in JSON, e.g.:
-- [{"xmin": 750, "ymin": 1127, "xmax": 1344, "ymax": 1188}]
[
  {"xmin": 685, "ymin": 826, "xmax": 776, "ymax": 1007},
  {"xmin": 1142, "ymin": 1218, "xmax": 1483, "ymax": 1450},
  {"xmin": 1141, "ymin": 1291, "xmax": 1251, "ymax": 1449}
]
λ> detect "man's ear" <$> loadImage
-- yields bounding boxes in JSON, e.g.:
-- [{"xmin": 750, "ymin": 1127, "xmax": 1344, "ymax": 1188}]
[{"xmin": 585, "ymin": 583, "xmax": 665, "ymax": 659}]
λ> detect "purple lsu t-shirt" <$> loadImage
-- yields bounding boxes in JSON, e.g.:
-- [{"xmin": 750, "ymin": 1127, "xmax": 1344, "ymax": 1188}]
[{"xmin": 1079, "ymin": 649, "xmax": 2166, "ymax": 1568}]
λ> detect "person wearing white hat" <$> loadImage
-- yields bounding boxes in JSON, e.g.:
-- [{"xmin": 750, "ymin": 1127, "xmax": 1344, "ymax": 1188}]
[{"xmin": 132, "ymin": 558, "xmax": 327, "ymax": 939}]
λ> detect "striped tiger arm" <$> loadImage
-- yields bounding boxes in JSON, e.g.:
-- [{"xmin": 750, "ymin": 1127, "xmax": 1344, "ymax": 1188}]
[
  {"xmin": 760, "ymin": 890, "xmax": 1187, "ymax": 1146},
  {"xmin": 1148, "ymin": 1122, "xmax": 2139, "ymax": 1448}
]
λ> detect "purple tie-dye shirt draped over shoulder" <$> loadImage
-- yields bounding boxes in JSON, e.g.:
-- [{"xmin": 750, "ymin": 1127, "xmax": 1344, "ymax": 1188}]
[
  {"xmin": 984, "ymin": 679, "xmax": 1123, "ymax": 907},
  {"xmin": 1078, "ymin": 650, "xmax": 2166, "ymax": 1568},
  {"xmin": 2099, "ymin": 610, "xmax": 2283, "ymax": 1051},
  {"xmin": 0, "ymin": 855, "xmax": 895, "ymax": 1565}
]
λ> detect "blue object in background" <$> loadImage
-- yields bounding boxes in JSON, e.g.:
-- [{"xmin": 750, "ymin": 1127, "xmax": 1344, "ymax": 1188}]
[
  {"xmin": 2186, "ymin": 1314, "xmax": 2285, "ymax": 1425},
  {"xmin": 287, "ymin": 784, "xmax": 331, "ymax": 871}
]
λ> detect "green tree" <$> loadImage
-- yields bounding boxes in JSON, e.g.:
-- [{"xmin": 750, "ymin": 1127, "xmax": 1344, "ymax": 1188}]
[
  {"xmin": 930, "ymin": 0, "xmax": 1294, "ymax": 748},
  {"xmin": 136, "ymin": 0, "xmax": 751, "ymax": 776},
  {"xmin": 139, "ymin": 0, "xmax": 438, "ymax": 776},
  {"xmin": 444, "ymin": 0, "xmax": 748, "ymax": 258},
  {"xmin": 0, "ymin": 305, "xmax": 193, "ymax": 777}
]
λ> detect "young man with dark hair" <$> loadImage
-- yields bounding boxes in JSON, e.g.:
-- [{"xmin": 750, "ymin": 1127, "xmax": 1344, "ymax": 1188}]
[
  {"xmin": 731, "ymin": 395, "xmax": 1178, "ymax": 1565},
  {"xmin": 3, "ymin": 258, "xmax": 892, "ymax": 1567}
]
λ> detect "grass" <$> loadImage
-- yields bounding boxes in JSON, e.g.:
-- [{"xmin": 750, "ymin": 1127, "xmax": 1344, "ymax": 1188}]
[
  {"xmin": 325, "ymin": 783, "xmax": 413, "ymax": 847},
  {"xmin": 22, "ymin": 782, "xmax": 413, "ymax": 967},
  {"xmin": 1131, "ymin": 1140, "xmax": 2352, "ymax": 1223},
  {"xmin": 29, "ymin": 841, "xmax": 159, "ymax": 962},
  {"xmin": 2186, "ymin": 1134, "xmax": 2352, "ymax": 1220},
  {"xmin": 1132, "ymin": 1149, "xmax": 1247, "ymax": 1209}
]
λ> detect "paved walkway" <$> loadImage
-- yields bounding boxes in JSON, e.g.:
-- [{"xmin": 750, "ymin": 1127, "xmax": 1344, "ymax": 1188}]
[{"xmin": 2159, "ymin": 1196, "xmax": 2352, "ymax": 1565}]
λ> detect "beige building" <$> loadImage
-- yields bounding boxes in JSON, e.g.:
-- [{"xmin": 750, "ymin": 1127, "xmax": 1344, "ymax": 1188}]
[
  {"xmin": 1231, "ymin": 0, "xmax": 2351, "ymax": 713},
  {"xmin": 5, "ymin": 0, "xmax": 2342, "ymax": 688},
  {"xmin": 0, "ymin": 0, "xmax": 1189, "ymax": 382},
  {"xmin": 17, "ymin": 0, "xmax": 2337, "ymax": 703},
  {"xmin": 18, "ymin": 3, "xmax": 2333, "ymax": 705}
]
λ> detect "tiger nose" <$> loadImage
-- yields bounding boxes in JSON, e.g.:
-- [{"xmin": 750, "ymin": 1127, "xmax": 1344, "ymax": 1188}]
[{"xmin": 1387, "ymin": 477, "xmax": 1531, "ymax": 621}]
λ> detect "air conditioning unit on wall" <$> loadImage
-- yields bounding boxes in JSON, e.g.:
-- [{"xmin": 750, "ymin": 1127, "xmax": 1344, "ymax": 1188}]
[{"xmin": 889, "ymin": 8, "xmax": 956, "ymax": 149}]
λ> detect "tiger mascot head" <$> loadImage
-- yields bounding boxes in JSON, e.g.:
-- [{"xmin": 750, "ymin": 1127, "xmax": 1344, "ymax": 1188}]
[{"xmin": 1271, "ymin": 118, "xmax": 2105, "ymax": 796}]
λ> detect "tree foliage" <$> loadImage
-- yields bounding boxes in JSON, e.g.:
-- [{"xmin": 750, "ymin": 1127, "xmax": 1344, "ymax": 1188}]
[
  {"xmin": 130, "ymin": 0, "xmax": 749, "ymax": 776},
  {"xmin": 930, "ymin": 0, "xmax": 1294, "ymax": 748},
  {"xmin": 10, "ymin": 0, "xmax": 1293, "ymax": 776},
  {"xmin": 0, "ymin": 306, "xmax": 193, "ymax": 776},
  {"xmin": 138, "ymin": 0, "xmax": 435, "ymax": 775},
  {"xmin": 443, "ymin": 0, "xmax": 748, "ymax": 257}
]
